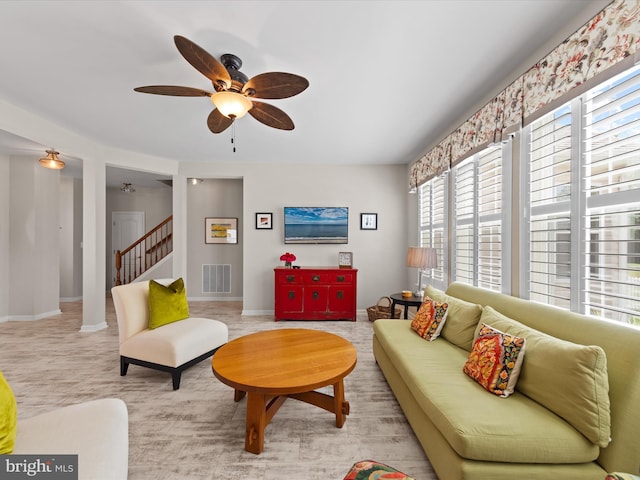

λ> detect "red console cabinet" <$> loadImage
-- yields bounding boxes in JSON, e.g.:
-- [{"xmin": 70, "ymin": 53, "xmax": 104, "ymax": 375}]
[{"xmin": 274, "ymin": 267, "xmax": 358, "ymax": 321}]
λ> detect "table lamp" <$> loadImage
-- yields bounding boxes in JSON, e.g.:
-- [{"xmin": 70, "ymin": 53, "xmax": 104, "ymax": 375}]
[{"xmin": 407, "ymin": 247, "xmax": 438, "ymax": 297}]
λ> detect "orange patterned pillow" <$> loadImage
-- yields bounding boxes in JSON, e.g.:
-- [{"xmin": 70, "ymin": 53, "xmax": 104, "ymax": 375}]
[
  {"xmin": 410, "ymin": 297, "xmax": 449, "ymax": 341},
  {"xmin": 463, "ymin": 323, "xmax": 526, "ymax": 398}
]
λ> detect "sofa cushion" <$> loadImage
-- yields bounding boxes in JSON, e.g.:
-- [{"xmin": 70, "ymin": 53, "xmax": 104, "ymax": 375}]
[
  {"xmin": 148, "ymin": 278, "xmax": 189, "ymax": 329},
  {"xmin": 475, "ymin": 306, "xmax": 611, "ymax": 448},
  {"xmin": 425, "ymin": 285, "xmax": 482, "ymax": 351},
  {"xmin": 463, "ymin": 323, "xmax": 526, "ymax": 398},
  {"xmin": 373, "ymin": 319, "xmax": 600, "ymax": 463},
  {"xmin": 0, "ymin": 372, "xmax": 17, "ymax": 454},
  {"xmin": 410, "ymin": 297, "xmax": 449, "ymax": 341}
]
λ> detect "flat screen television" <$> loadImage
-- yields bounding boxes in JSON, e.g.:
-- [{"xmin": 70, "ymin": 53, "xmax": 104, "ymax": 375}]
[{"xmin": 284, "ymin": 207, "xmax": 348, "ymax": 244}]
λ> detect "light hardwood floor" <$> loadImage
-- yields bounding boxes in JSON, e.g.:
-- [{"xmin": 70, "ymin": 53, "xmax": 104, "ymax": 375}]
[{"xmin": 0, "ymin": 298, "xmax": 436, "ymax": 480}]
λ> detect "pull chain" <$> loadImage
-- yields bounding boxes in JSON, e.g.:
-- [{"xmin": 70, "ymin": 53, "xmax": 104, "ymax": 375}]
[{"xmin": 231, "ymin": 122, "xmax": 237, "ymax": 153}]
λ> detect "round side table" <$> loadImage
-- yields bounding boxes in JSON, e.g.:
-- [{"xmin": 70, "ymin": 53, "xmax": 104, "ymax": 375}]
[{"xmin": 389, "ymin": 293, "xmax": 423, "ymax": 320}]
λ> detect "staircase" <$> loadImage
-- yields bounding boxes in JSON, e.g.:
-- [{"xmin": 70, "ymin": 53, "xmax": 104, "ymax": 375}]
[{"xmin": 115, "ymin": 215, "xmax": 173, "ymax": 285}]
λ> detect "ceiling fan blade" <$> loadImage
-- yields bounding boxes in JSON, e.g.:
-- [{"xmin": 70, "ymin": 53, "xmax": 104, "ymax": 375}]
[
  {"xmin": 207, "ymin": 109, "xmax": 234, "ymax": 134},
  {"xmin": 174, "ymin": 35, "xmax": 231, "ymax": 90},
  {"xmin": 248, "ymin": 101, "xmax": 295, "ymax": 130},
  {"xmin": 134, "ymin": 85, "xmax": 212, "ymax": 97},
  {"xmin": 242, "ymin": 73, "xmax": 309, "ymax": 99}
]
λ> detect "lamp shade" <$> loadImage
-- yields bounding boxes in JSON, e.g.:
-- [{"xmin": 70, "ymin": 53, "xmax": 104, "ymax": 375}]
[
  {"xmin": 210, "ymin": 91, "xmax": 252, "ymax": 119},
  {"xmin": 39, "ymin": 149, "xmax": 65, "ymax": 170},
  {"xmin": 407, "ymin": 247, "xmax": 438, "ymax": 269}
]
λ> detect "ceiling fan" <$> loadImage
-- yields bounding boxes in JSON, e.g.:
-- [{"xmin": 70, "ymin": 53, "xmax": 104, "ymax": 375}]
[{"xmin": 134, "ymin": 35, "xmax": 309, "ymax": 134}]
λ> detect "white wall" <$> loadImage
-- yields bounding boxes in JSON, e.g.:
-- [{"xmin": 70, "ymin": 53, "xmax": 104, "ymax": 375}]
[
  {"xmin": 8, "ymin": 156, "xmax": 60, "ymax": 319},
  {"xmin": 179, "ymin": 162, "xmax": 408, "ymax": 313},
  {"xmin": 59, "ymin": 176, "xmax": 83, "ymax": 300},
  {"xmin": 0, "ymin": 154, "xmax": 9, "ymax": 322},
  {"xmin": 186, "ymin": 178, "xmax": 243, "ymax": 299}
]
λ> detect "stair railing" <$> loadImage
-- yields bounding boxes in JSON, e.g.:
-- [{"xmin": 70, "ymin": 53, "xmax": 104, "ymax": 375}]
[{"xmin": 115, "ymin": 215, "xmax": 173, "ymax": 285}]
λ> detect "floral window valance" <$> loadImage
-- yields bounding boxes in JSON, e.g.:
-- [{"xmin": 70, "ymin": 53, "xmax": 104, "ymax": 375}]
[{"xmin": 410, "ymin": 0, "xmax": 639, "ymax": 188}]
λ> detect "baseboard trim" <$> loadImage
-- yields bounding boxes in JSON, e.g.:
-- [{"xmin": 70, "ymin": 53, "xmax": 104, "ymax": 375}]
[
  {"xmin": 60, "ymin": 296, "xmax": 83, "ymax": 302},
  {"xmin": 242, "ymin": 309, "xmax": 274, "ymax": 316},
  {"xmin": 80, "ymin": 321, "xmax": 108, "ymax": 333},
  {"xmin": 8, "ymin": 309, "xmax": 62, "ymax": 321},
  {"xmin": 188, "ymin": 296, "xmax": 243, "ymax": 302}
]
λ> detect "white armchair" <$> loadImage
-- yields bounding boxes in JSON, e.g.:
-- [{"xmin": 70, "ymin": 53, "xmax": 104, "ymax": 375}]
[
  {"xmin": 13, "ymin": 398, "xmax": 129, "ymax": 480},
  {"xmin": 111, "ymin": 279, "xmax": 228, "ymax": 390}
]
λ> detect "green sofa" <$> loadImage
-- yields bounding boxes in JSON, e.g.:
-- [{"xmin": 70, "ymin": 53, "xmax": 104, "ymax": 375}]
[{"xmin": 372, "ymin": 282, "xmax": 640, "ymax": 480}]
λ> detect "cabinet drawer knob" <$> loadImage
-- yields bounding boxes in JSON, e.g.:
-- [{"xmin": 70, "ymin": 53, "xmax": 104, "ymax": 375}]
[
  {"xmin": 312, "ymin": 275, "xmax": 320, "ymax": 282},
  {"xmin": 336, "ymin": 290, "xmax": 344, "ymax": 299},
  {"xmin": 286, "ymin": 275, "xmax": 295, "ymax": 282},
  {"xmin": 312, "ymin": 291, "xmax": 319, "ymax": 299},
  {"xmin": 288, "ymin": 291, "xmax": 295, "ymax": 300},
  {"xmin": 337, "ymin": 275, "xmax": 345, "ymax": 282}
]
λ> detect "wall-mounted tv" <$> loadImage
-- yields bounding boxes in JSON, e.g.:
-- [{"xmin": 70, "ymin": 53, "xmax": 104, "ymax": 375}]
[{"xmin": 284, "ymin": 207, "xmax": 348, "ymax": 244}]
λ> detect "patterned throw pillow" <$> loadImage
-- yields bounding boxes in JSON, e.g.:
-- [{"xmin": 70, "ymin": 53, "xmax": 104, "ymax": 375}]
[
  {"xmin": 343, "ymin": 460, "xmax": 414, "ymax": 480},
  {"xmin": 463, "ymin": 323, "xmax": 526, "ymax": 398},
  {"xmin": 410, "ymin": 297, "xmax": 449, "ymax": 341}
]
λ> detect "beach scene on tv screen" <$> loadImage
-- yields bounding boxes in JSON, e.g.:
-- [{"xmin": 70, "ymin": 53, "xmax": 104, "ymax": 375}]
[{"xmin": 284, "ymin": 207, "xmax": 348, "ymax": 244}]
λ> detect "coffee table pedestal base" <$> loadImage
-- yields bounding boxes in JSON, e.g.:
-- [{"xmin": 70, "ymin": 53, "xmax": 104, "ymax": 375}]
[{"xmin": 237, "ymin": 380, "xmax": 350, "ymax": 454}]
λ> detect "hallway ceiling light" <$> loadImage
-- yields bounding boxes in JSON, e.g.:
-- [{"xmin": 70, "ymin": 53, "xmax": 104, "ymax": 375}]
[
  {"xmin": 188, "ymin": 178, "xmax": 203, "ymax": 185},
  {"xmin": 121, "ymin": 183, "xmax": 135, "ymax": 193},
  {"xmin": 39, "ymin": 149, "xmax": 65, "ymax": 170}
]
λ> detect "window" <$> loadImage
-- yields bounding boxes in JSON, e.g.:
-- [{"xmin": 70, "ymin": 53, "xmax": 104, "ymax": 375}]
[
  {"xmin": 451, "ymin": 146, "xmax": 504, "ymax": 291},
  {"xmin": 419, "ymin": 174, "xmax": 447, "ymax": 290},
  {"xmin": 522, "ymin": 64, "xmax": 640, "ymax": 326},
  {"xmin": 582, "ymin": 66, "xmax": 640, "ymax": 326},
  {"xmin": 526, "ymin": 103, "xmax": 574, "ymax": 309}
]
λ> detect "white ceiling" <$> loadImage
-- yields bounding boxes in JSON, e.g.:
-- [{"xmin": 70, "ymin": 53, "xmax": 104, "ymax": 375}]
[{"xmin": 0, "ymin": 0, "xmax": 609, "ymax": 186}]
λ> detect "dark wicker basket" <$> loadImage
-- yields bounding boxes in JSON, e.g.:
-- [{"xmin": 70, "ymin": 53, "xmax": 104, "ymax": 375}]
[{"xmin": 367, "ymin": 296, "xmax": 401, "ymax": 322}]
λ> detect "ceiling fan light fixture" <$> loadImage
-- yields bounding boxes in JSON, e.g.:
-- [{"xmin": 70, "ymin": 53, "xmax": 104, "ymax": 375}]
[
  {"xmin": 210, "ymin": 91, "xmax": 252, "ymax": 119},
  {"xmin": 121, "ymin": 183, "xmax": 135, "ymax": 193},
  {"xmin": 39, "ymin": 149, "xmax": 65, "ymax": 170}
]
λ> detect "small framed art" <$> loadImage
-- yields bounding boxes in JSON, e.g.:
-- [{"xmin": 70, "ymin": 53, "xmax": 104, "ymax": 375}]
[
  {"xmin": 256, "ymin": 212, "xmax": 273, "ymax": 230},
  {"xmin": 205, "ymin": 217, "xmax": 238, "ymax": 244},
  {"xmin": 360, "ymin": 213, "xmax": 377, "ymax": 230}
]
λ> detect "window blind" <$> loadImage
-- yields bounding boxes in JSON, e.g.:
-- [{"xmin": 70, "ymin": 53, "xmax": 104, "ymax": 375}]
[
  {"xmin": 454, "ymin": 158, "xmax": 475, "ymax": 285},
  {"xmin": 583, "ymin": 65, "xmax": 640, "ymax": 325},
  {"xmin": 419, "ymin": 175, "xmax": 446, "ymax": 286},
  {"xmin": 477, "ymin": 147, "xmax": 502, "ymax": 291},
  {"xmin": 528, "ymin": 104, "xmax": 573, "ymax": 309}
]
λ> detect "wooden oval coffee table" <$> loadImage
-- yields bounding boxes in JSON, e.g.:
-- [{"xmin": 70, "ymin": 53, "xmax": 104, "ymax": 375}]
[{"xmin": 212, "ymin": 328, "xmax": 357, "ymax": 454}]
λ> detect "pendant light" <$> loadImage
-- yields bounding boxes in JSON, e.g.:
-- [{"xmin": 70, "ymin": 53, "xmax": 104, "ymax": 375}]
[{"xmin": 39, "ymin": 149, "xmax": 65, "ymax": 170}]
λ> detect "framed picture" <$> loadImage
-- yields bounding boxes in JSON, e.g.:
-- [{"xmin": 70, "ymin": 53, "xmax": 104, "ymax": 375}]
[
  {"xmin": 255, "ymin": 212, "xmax": 273, "ymax": 230},
  {"xmin": 205, "ymin": 217, "xmax": 238, "ymax": 244},
  {"xmin": 360, "ymin": 213, "xmax": 377, "ymax": 230}
]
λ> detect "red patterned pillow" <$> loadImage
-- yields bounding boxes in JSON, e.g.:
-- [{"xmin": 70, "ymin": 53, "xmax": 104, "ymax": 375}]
[
  {"xmin": 463, "ymin": 323, "xmax": 526, "ymax": 398},
  {"xmin": 410, "ymin": 297, "xmax": 449, "ymax": 341},
  {"xmin": 343, "ymin": 460, "xmax": 414, "ymax": 480}
]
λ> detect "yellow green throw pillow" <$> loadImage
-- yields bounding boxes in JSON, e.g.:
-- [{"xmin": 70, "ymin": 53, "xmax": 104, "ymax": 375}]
[
  {"xmin": 148, "ymin": 278, "xmax": 189, "ymax": 329},
  {"xmin": 0, "ymin": 371, "xmax": 17, "ymax": 454},
  {"xmin": 425, "ymin": 285, "xmax": 483, "ymax": 351}
]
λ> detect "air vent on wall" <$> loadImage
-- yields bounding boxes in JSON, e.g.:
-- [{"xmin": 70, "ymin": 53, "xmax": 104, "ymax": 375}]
[{"xmin": 202, "ymin": 264, "xmax": 231, "ymax": 293}]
